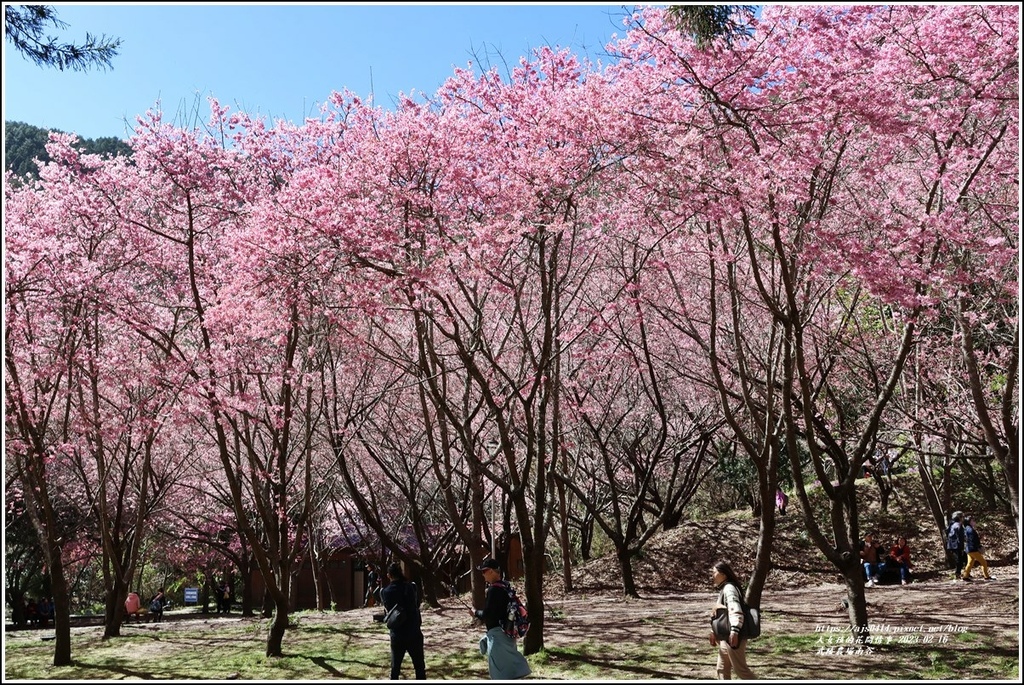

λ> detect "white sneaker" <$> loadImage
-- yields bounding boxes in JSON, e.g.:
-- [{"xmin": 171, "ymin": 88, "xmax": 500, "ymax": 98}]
[{"xmin": 866, "ymin": 579, "xmax": 875, "ymax": 587}]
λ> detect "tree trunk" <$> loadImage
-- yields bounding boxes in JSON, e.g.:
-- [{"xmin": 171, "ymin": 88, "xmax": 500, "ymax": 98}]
[
  {"xmin": 556, "ymin": 465, "xmax": 574, "ymax": 593},
  {"xmin": 240, "ymin": 551, "xmax": 256, "ymax": 617},
  {"xmin": 101, "ymin": 583, "xmax": 128, "ymax": 639},
  {"xmin": 841, "ymin": 559, "xmax": 871, "ymax": 645},
  {"xmin": 616, "ymin": 546, "xmax": 639, "ymax": 599},
  {"xmin": 265, "ymin": 595, "xmax": 290, "ymax": 657},
  {"xmin": 520, "ymin": 537, "xmax": 546, "ymax": 656},
  {"xmin": 746, "ymin": 490, "xmax": 777, "ymax": 607},
  {"xmin": 48, "ymin": 562, "xmax": 73, "ymax": 665}
]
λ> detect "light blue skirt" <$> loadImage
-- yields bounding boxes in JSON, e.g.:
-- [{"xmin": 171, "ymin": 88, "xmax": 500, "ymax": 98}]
[{"xmin": 482, "ymin": 626, "xmax": 531, "ymax": 680}]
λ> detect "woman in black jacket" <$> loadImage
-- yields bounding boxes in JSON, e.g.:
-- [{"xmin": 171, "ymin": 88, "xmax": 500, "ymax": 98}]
[
  {"xmin": 469, "ymin": 557, "xmax": 531, "ymax": 680},
  {"xmin": 380, "ymin": 562, "xmax": 426, "ymax": 680}
]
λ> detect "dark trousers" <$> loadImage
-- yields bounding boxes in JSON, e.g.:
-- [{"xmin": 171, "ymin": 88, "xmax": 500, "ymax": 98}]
[
  {"xmin": 389, "ymin": 631, "xmax": 426, "ymax": 680},
  {"xmin": 954, "ymin": 549, "xmax": 967, "ymax": 577}
]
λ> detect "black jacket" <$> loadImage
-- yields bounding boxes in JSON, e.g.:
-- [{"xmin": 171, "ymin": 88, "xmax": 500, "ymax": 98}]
[
  {"xmin": 381, "ymin": 579, "xmax": 422, "ymax": 635},
  {"xmin": 476, "ymin": 581, "xmax": 509, "ymax": 630}
]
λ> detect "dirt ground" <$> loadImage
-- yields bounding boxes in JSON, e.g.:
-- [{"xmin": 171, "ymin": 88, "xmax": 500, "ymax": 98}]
[
  {"xmin": 68, "ymin": 556, "xmax": 1016, "ymax": 680},
  {"xmin": 68, "ymin": 508, "xmax": 1017, "ymax": 680},
  {"xmin": 11, "ymin": 479, "xmax": 1020, "ymax": 680}
]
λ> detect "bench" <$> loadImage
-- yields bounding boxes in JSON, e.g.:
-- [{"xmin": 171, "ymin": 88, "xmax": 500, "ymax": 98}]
[{"xmin": 123, "ymin": 608, "xmax": 148, "ymax": 623}]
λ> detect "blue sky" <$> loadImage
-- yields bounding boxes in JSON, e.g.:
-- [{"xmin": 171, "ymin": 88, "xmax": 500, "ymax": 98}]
[{"xmin": 3, "ymin": 3, "xmax": 643, "ymax": 141}]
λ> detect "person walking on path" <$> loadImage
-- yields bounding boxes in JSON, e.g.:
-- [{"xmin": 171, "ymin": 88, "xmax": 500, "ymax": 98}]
[
  {"xmin": 708, "ymin": 560, "xmax": 757, "ymax": 680},
  {"xmin": 380, "ymin": 562, "xmax": 427, "ymax": 680},
  {"xmin": 470, "ymin": 557, "xmax": 531, "ymax": 680},
  {"xmin": 961, "ymin": 517, "xmax": 994, "ymax": 581},
  {"xmin": 946, "ymin": 511, "xmax": 967, "ymax": 580}
]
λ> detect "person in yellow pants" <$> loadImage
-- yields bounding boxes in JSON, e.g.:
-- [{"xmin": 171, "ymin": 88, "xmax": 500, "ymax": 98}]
[{"xmin": 962, "ymin": 516, "xmax": 994, "ymax": 581}]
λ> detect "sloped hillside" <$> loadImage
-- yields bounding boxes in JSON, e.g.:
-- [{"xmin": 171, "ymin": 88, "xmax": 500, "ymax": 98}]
[{"xmin": 558, "ymin": 472, "xmax": 1018, "ymax": 596}]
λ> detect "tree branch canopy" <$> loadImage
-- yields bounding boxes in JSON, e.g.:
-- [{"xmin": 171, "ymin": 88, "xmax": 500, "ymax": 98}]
[{"xmin": 5, "ymin": 5, "xmax": 121, "ymax": 72}]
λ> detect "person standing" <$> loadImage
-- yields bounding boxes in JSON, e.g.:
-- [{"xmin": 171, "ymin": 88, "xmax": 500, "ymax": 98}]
[
  {"xmin": 775, "ymin": 489, "xmax": 788, "ymax": 516},
  {"xmin": 149, "ymin": 588, "xmax": 167, "ymax": 622},
  {"xmin": 889, "ymin": 536, "xmax": 913, "ymax": 585},
  {"xmin": 216, "ymin": 580, "xmax": 232, "ymax": 614},
  {"xmin": 469, "ymin": 557, "xmax": 531, "ymax": 680},
  {"xmin": 708, "ymin": 560, "xmax": 756, "ymax": 680},
  {"xmin": 946, "ymin": 511, "xmax": 967, "ymax": 581},
  {"xmin": 380, "ymin": 562, "xmax": 426, "ymax": 680},
  {"xmin": 364, "ymin": 564, "xmax": 379, "ymax": 608},
  {"xmin": 962, "ymin": 517, "xmax": 994, "ymax": 581}
]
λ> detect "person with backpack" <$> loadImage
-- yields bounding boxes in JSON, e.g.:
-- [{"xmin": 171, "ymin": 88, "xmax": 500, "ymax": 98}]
[
  {"xmin": 707, "ymin": 560, "xmax": 757, "ymax": 680},
  {"xmin": 149, "ymin": 588, "xmax": 167, "ymax": 622},
  {"xmin": 961, "ymin": 516, "xmax": 994, "ymax": 581},
  {"xmin": 946, "ymin": 511, "xmax": 967, "ymax": 581},
  {"xmin": 379, "ymin": 562, "xmax": 426, "ymax": 680},
  {"xmin": 469, "ymin": 557, "xmax": 531, "ymax": 680}
]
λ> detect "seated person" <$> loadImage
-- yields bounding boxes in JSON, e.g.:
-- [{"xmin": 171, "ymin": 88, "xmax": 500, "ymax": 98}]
[
  {"xmin": 889, "ymin": 536, "xmax": 912, "ymax": 585},
  {"xmin": 124, "ymin": 591, "xmax": 142, "ymax": 621},
  {"xmin": 25, "ymin": 598, "xmax": 39, "ymax": 627},
  {"xmin": 36, "ymin": 597, "xmax": 54, "ymax": 628},
  {"xmin": 860, "ymin": 532, "xmax": 884, "ymax": 586}
]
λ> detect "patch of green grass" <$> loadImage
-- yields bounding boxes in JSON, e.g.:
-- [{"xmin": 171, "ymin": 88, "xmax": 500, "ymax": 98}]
[
  {"xmin": 4, "ymin": 607, "xmax": 1018, "ymax": 681},
  {"xmin": 2, "ymin": 618, "xmax": 493, "ymax": 681}
]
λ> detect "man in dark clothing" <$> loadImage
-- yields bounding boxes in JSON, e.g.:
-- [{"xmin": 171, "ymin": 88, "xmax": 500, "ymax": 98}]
[
  {"xmin": 216, "ymin": 580, "xmax": 231, "ymax": 614},
  {"xmin": 947, "ymin": 511, "xmax": 967, "ymax": 580},
  {"xmin": 380, "ymin": 562, "xmax": 426, "ymax": 680},
  {"xmin": 364, "ymin": 564, "xmax": 379, "ymax": 608}
]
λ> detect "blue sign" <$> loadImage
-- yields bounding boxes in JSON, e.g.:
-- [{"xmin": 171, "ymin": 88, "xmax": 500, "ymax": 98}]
[{"xmin": 184, "ymin": 587, "xmax": 199, "ymax": 604}]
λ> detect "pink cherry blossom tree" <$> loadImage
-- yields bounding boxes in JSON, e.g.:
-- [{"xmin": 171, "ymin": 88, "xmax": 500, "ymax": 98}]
[{"xmin": 604, "ymin": 3, "xmax": 1018, "ymax": 640}]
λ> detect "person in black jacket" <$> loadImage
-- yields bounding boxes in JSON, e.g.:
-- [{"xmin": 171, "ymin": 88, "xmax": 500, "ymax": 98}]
[
  {"xmin": 469, "ymin": 557, "xmax": 531, "ymax": 680},
  {"xmin": 961, "ymin": 517, "xmax": 994, "ymax": 581},
  {"xmin": 380, "ymin": 562, "xmax": 426, "ymax": 680},
  {"xmin": 947, "ymin": 511, "xmax": 967, "ymax": 580}
]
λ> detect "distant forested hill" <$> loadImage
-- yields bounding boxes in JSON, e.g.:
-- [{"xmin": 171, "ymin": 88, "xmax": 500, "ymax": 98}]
[{"xmin": 5, "ymin": 121, "xmax": 132, "ymax": 179}]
